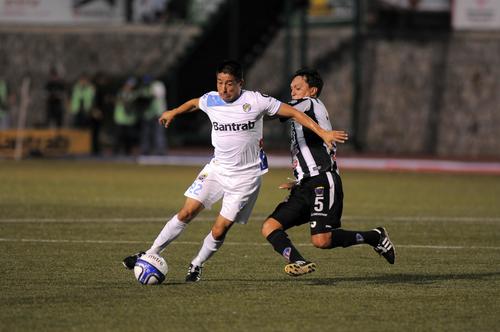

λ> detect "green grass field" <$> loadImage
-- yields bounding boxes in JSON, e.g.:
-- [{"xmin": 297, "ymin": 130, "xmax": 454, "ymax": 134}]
[{"xmin": 1, "ymin": 160, "xmax": 499, "ymax": 331}]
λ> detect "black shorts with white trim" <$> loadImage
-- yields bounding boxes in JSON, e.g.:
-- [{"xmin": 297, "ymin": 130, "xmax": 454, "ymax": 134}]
[{"xmin": 268, "ymin": 171, "xmax": 343, "ymax": 235}]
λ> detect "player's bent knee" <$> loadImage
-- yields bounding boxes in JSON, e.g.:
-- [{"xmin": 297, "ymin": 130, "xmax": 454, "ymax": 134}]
[
  {"xmin": 211, "ymin": 217, "xmax": 233, "ymax": 241},
  {"xmin": 211, "ymin": 226, "xmax": 228, "ymax": 241},
  {"xmin": 177, "ymin": 200, "xmax": 204, "ymax": 222},
  {"xmin": 261, "ymin": 218, "xmax": 282, "ymax": 238},
  {"xmin": 261, "ymin": 221, "xmax": 273, "ymax": 238},
  {"xmin": 311, "ymin": 235, "xmax": 332, "ymax": 249},
  {"xmin": 177, "ymin": 209, "xmax": 196, "ymax": 222}
]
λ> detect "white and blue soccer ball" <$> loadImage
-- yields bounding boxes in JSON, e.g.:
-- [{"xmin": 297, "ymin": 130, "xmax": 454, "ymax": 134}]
[{"xmin": 134, "ymin": 253, "xmax": 168, "ymax": 285}]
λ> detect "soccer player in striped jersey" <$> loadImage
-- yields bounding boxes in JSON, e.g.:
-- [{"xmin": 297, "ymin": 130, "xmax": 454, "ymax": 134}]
[
  {"xmin": 123, "ymin": 61, "xmax": 348, "ymax": 282},
  {"xmin": 261, "ymin": 69, "xmax": 395, "ymax": 277}
]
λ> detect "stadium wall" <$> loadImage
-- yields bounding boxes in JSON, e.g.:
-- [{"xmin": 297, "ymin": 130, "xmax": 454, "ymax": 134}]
[
  {"xmin": 363, "ymin": 32, "xmax": 500, "ymax": 159},
  {"xmin": 0, "ymin": 24, "xmax": 199, "ymax": 127},
  {"xmin": 247, "ymin": 28, "xmax": 500, "ymax": 159},
  {"xmin": 1, "ymin": 25, "xmax": 498, "ymax": 159}
]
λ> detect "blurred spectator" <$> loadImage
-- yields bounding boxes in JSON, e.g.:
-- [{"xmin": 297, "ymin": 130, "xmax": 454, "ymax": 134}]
[
  {"xmin": 166, "ymin": 0, "xmax": 189, "ymax": 21},
  {"xmin": 139, "ymin": 75, "xmax": 167, "ymax": 155},
  {"xmin": 70, "ymin": 74, "xmax": 101, "ymax": 155},
  {"xmin": 113, "ymin": 77, "xmax": 139, "ymax": 155},
  {"xmin": 0, "ymin": 76, "xmax": 10, "ymax": 129},
  {"xmin": 134, "ymin": 0, "xmax": 169, "ymax": 24},
  {"xmin": 93, "ymin": 72, "xmax": 115, "ymax": 154},
  {"xmin": 45, "ymin": 67, "xmax": 67, "ymax": 129},
  {"xmin": 70, "ymin": 74, "xmax": 95, "ymax": 128},
  {"xmin": 152, "ymin": 0, "xmax": 169, "ymax": 20}
]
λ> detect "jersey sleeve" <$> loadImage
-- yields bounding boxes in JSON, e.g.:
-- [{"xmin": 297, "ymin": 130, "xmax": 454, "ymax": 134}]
[
  {"xmin": 255, "ymin": 92, "xmax": 281, "ymax": 116},
  {"xmin": 312, "ymin": 99, "xmax": 332, "ymax": 129},
  {"xmin": 288, "ymin": 98, "xmax": 310, "ymax": 113},
  {"xmin": 198, "ymin": 93, "xmax": 209, "ymax": 113}
]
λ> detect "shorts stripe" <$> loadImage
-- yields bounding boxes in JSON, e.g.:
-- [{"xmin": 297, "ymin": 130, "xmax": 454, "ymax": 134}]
[{"xmin": 326, "ymin": 171, "xmax": 335, "ymax": 209}]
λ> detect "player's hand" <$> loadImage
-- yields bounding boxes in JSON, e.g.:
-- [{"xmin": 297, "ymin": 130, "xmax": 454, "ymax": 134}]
[
  {"xmin": 158, "ymin": 110, "xmax": 175, "ymax": 128},
  {"xmin": 279, "ymin": 181, "xmax": 297, "ymax": 190},
  {"xmin": 330, "ymin": 130, "xmax": 348, "ymax": 143},
  {"xmin": 322, "ymin": 130, "xmax": 348, "ymax": 148}
]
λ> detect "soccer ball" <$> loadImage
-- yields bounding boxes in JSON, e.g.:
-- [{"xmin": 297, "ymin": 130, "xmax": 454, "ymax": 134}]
[{"xmin": 134, "ymin": 253, "xmax": 168, "ymax": 285}]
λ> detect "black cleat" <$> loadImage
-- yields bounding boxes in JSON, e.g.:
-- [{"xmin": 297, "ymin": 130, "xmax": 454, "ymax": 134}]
[
  {"xmin": 284, "ymin": 260, "xmax": 317, "ymax": 277},
  {"xmin": 122, "ymin": 252, "xmax": 145, "ymax": 270},
  {"xmin": 373, "ymin": 227, "xmax": 396, "ymax": 264},
  {"xmin": 185, "ymin": 264, "xmax": 203, "ymax": 282}
]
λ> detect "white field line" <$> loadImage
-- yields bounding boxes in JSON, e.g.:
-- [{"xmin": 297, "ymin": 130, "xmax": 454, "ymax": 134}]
[
  {"xmin": 1, "ymin": 215, "xmax": 500, "ymax": 223},
  {"xmin": 0, "ymin": 237, "xmax": 499, "ymax": 250}
]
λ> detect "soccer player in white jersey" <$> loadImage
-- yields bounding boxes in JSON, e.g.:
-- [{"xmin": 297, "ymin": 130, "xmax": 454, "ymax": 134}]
[
  {"xmin": 123, "ymin": 60, "xmax": 348, "ymax": 282},
  {"xmin": 261, "ymin": 68, "xmax": 396, "ymax": 277}
]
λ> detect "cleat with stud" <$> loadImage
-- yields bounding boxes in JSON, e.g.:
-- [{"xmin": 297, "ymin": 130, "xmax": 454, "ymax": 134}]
[
  {"xmin": 373, "ymin": 227, "xmax": 396, "ymax": 264},
  {"xmin": 284, "ymin": 260, "xmax": 317, "ymax": 277},
  {"xmin": 122, "ymin": 252, "xmax": 145, "ymax": 270},
  {"xmin": 185, "ymin": 264, "xmax": 203, "ymax": 282}
]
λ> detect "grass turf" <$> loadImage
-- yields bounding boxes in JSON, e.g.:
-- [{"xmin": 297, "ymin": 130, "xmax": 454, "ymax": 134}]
[{"xmin": 1, "ymin": 160, "xmax": 499, "ymax": 331}]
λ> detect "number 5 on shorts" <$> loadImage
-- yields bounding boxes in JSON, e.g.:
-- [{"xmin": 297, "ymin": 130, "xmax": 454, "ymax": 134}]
[{"xmin": 314, "ymin": 196, "xmax": 324, "ymax": 212}]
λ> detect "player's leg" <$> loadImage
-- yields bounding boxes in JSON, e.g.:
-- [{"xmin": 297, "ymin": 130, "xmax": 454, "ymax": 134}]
[
  {"xmin": 122, "ymin": 164, "xmax": 222, "ymax": 269},
  {"xmin": 262, "ymin": 217, "xmax": 307, "ymax": 263},
  {"xmin": 313, "ymin": 228, "xmax": 395, "ymax": 264},
  {"xmin": 262, "ymin": 217, "xmax": 316, "ymax": 277},
  {"xmin": 185, "ymin": 215, "xmax": 234, "ymax": 282},
  {"xmin": 122, "ymin": 197, "xmax": 204, "ymax": 269},
  {"xmin": 312, "ymin": 227, "xmax": 395, "ymax": 265},
  {"xmin": 310, "ymin": 171, "xmax": 395, "ymax": 264},
  {"xmin": 185, "ymin": 173, "xmax": 261, "ymax": 282},
  {"xmin": 262, "ymin": 186, "xmax": 316, "ymax": 277},
  {"xmin": 146, "ymin": 197, "xmax": 204, "ymax": 255},
  {"xmin": 312, "ymin": 229, "xmax": 380, "ymax": 248},
  {"xmin": 310, "ymin": 171, "xmax": 378, "ymax": 248}
]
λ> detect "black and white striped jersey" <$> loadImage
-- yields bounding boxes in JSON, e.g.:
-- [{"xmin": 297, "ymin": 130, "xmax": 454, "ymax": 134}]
[{"xmin": 287, "ymin": 97, "xmax": 337, "ymax": 182}]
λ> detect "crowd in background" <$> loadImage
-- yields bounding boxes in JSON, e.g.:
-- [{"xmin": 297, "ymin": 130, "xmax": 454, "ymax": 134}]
[
  {"xmin": 0, "ymin": 76, "xmax": 16, "ymax": 131},
  {"xmin": 4, "ymin": 68, "xmax": 169, "ymax": 157}
]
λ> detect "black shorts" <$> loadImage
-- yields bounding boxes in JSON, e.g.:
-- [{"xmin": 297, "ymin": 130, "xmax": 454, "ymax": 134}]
[{"xmin": 269, "ymin": 171, "xmax": 343, "ymax": 235}]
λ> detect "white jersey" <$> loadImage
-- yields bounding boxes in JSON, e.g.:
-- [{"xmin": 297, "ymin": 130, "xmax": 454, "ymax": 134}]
[{"xmin": 198, "ymin": 90, "xmax": 281, "ymax": 174}]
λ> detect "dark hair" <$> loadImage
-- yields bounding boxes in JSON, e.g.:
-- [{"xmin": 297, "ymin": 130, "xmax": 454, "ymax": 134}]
[
  {"xmin": 216, "ymin": 60, "xmax": 243, "ymax": 82},
  {"xmin": 292, "ymin": 68, "xmax": 323, "ymax": 97}
]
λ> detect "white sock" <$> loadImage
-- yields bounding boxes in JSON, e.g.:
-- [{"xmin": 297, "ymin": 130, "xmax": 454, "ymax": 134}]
[
  {"xmin": 146, "ymin": 215, "xmax": 187, "ymax": 254},
  {"xmin": 191, "ymin": 232, "xmax": 224, "ymax": 267}
]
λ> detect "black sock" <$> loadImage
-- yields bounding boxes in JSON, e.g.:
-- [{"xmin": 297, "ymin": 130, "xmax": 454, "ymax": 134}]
[
  {"xmin": 266, "ymin": 229, "xmax": 305, "ymax": 262},
  {"xmin": 330, "ymin": 229, "xmax": 380, "ymax": 248}
]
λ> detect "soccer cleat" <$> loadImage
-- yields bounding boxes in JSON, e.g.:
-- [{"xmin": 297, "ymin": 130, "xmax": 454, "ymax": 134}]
[
  {"xmin": 284, "ymin": 260, "xmax": 317, "ymax": 277},
  {"xmin": 185, "ymin": 264, "xmax": 203, "ymax": 282},
  {"xmin": 122, "ymin": 251, "xmax": 145, "ymax": 270},
  {"xmin": 373, "ymin": 227, "xmax": 396, "ymax": 264}
]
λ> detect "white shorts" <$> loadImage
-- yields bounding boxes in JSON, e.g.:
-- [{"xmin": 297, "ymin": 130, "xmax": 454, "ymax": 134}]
[{"xmin": 184, "ymin": 161, "xmax": 262, "ymax": 224}]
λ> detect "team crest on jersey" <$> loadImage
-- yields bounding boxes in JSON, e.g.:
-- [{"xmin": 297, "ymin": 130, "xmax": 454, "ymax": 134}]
[
  {"xmin": 242, "ymin": 103, "xmax": 251, "ymax": 112},
  {"xmin": 315, "ymin": 187, "xmax": 324, "ymax": 196},
  {"xmin": 197, "ymin": 173, "xmax": 208, "ymax": 181}
]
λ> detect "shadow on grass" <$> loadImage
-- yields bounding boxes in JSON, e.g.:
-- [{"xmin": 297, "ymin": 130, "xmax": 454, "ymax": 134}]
[
  {"xmin": 305, "ymin": 271, "xmax": 500, "ymax": 286},
  {"xmin": 181, "ymin": 271, "xmax": 500, "ymax": 286},
  {"xmin": 105, "ymin": 268, "xmax": 500, "ymax": 288}
]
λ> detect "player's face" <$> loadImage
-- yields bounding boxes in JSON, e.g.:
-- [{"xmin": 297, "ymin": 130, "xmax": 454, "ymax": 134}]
[
  {"xmin": 217, "ymin": 72, "xmax": 242, "ymax": 102},
  {"xmin": 290, "ymin": 75, "xmax": 315, "ymax": 100}
]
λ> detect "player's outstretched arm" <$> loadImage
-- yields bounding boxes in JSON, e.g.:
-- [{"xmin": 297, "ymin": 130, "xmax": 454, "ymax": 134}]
[
  {"xmin": 276, "ymin": 103, "xmax": 348, "ymax": 148},
  {"xmin": 159, "ymin": 98, "xmax": 200, "ymax": 128}
]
